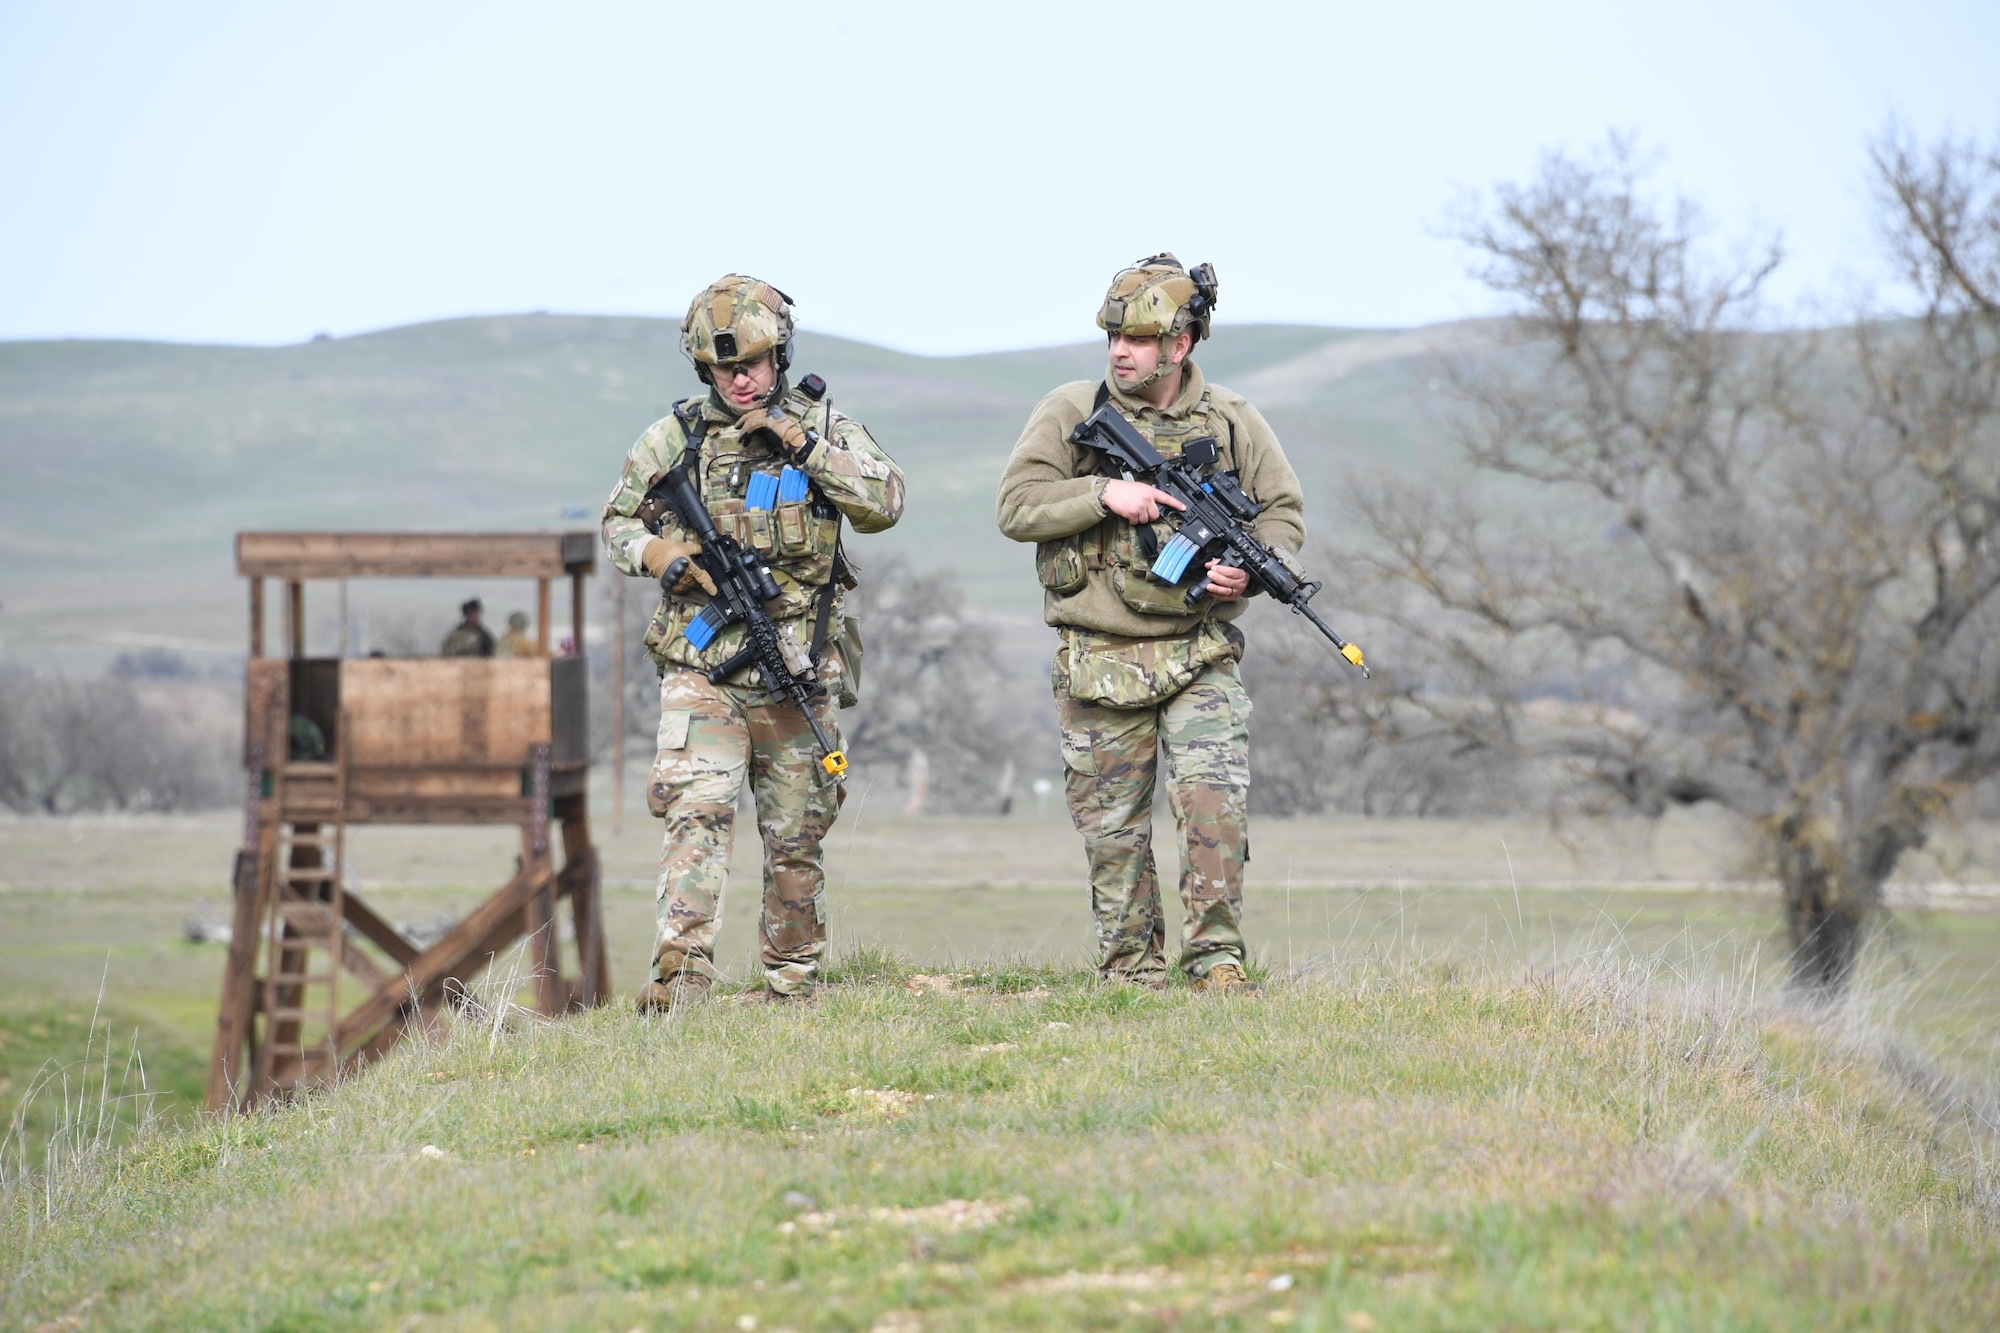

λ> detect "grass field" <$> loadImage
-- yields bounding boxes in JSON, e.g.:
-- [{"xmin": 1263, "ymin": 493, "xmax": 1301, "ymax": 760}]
[
  {"xmin": 5, "ymin": 807, "xmax": 1998, "ymax": 1172},
  {"xmin": 4, "ymin": 941, "xmax": 1997, "ymax": 1329}
]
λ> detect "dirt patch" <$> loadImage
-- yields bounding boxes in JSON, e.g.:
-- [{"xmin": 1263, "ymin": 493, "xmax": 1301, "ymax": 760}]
[
  {"xmin": 1014, "ymin": 1268, "xmax": 1181, "ymax": 1294},
  {"xmin": 796, "ymin": 1196, "xmax": 1031, "ymax": 1233},
  {"xmin": 844, "ymin": 1087, "xmax": 924, "ymax": 1118}
]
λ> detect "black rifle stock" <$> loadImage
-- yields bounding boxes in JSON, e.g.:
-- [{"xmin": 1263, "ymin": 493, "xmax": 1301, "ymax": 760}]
[
  {"xmin": 1068, "ymin": 402, "xmax": 1369, "ymax": 677},
  {"xmin": 641, "ymin": 468, "xmax": 848, "ymax": 778}
]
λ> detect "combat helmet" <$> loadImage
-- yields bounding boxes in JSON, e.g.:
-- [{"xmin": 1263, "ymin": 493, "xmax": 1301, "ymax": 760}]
[
  {"xmin": 1097, "ymin": 252, "xmax": 1219, "ymax": 343},
  {"xmin": 680, "ymin": 274, "xmax": 796, "ymax": 383}
]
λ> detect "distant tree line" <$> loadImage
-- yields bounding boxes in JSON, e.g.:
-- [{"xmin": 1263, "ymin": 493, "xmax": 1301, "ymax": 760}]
[{"xmin": 0, "ymin": 665, "xmax": 238, "ymax": 814}]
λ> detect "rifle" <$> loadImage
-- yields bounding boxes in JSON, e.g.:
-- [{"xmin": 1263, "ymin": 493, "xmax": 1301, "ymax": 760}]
[
  {"xmin": 1068, "ymin": 402, "xmax": 1369, "ymax": 677},
  {"xmin": 639, "ymin": 467, "xmax": 849, "ymax": 779}
]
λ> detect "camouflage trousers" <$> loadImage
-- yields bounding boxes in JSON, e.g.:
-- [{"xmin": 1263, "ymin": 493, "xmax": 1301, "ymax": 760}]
[
  {"xmin": 646, "ymin": 667, "xmax": 843, "ymax": 996},
  {"xmin": 1057, "ymin": 659, "xmax": 1252, "ymax": 984}
]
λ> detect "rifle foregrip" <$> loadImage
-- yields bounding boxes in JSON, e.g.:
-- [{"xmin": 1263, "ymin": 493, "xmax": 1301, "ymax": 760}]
[{"xmin": 707, "ymin": 643, "xmax": 757, "ymax": 684}]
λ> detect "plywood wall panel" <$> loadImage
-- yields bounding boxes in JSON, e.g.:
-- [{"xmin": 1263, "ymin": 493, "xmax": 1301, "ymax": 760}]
[{"xmin": 340, "ymin": 660, "xmax": 551, "ymax": 768}]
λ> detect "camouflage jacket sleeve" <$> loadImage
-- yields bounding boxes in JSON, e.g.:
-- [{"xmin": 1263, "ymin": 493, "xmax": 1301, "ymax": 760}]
[
  {"xmin": 795, "ymin": 404, "xmax": 905, "ymax": 534},
  {"xmin": 600, "ymin": 413, "xmax": 688, "ymax": 577},
  {"xmin": 1221, "ymin": 394, "xmax": 1306, "ymax": 556},
  {"xmin": 995, "ymin": 382, "xmax": 1109, "ymax": 543}
]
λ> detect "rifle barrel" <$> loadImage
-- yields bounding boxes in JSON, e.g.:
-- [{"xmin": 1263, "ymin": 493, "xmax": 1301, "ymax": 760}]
[{"xmin": 1293, "ymin": 599, "xmax": 1371, "ymax": 678}]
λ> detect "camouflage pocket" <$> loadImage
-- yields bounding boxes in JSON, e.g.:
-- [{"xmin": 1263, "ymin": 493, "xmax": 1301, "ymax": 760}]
[
  {"xmin": 710, "ymin": 501, "xmax": 774, "ymax": 554},
  {"xmin": 836, "ymin": 616, "xmax": 863, "ymax": 709},
  {"xmin": 1058, "ymin": 625, "xmax": 1229, "ymax": 708},
  {"xmin": 1113, "ymin": 563, "xmax": 1198, "ymax": 617},
  {"xmin": 775, "ymin": 501, "xmax": 810, "ymax": 553},
  {"xmin": 645, "ymin": 710, "xmax": 691, "ymax": 817},
  {"xmin": 776, "ymin": 512, "xmax": 840, "ymax": 586},
  {"xmin": 1034, "ymin": 536, "xmax": 1086, "ymax": 595},
  {"xmin": 1058, "ymin": 726, "xmax": 1098, "ymax": 775},
  {"xmin": 643, "ymin": 598, "xmax": 679, "ymax": 659},
  {"xmin": 1108, "ymin": 517, "xmax": 1198, "ymax": 618}
]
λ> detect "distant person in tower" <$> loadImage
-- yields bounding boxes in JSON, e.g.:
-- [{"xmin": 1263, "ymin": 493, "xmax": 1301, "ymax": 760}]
[
  {"xmin": 995, "ymin": 255, "xmax": 1305, "ymax": 995},
  {"xmin": 439, "ymin": 598, "xmax": 495, "ymax": 657},
  {"xmin": 495, "ymin": 611, "xmax": 536, "ymax": 658},
  {"xmin": 600, "ymin": 275, "xmax": 904, "ymax": 1008}
]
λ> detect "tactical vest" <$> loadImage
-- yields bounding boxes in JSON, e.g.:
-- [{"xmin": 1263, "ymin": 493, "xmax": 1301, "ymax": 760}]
[
  {"xmin": 1036, "ymin": 382, "xmax": 1249, "ymax": 619},
  {"xmin": 641, "ymin": 386, "xmax": 851, "ymax": 689}
]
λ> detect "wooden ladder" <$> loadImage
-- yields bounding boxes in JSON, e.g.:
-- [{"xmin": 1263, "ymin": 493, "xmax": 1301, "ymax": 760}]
[{"xmin": 252, "ymin": 734, "xmax": 350, "ymax": 1096}]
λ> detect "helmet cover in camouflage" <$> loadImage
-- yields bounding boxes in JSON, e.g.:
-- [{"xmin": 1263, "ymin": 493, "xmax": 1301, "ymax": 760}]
[
  {"xmin": 681, "ymin": 274, "xmax": 796, "ymax": 374},
  {"xmin": 1096, "ymin": 253, "xmax": 1220, "ymax": 343}
]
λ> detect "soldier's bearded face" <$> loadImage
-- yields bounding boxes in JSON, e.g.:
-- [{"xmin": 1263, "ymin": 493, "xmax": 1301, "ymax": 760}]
[
  {"xmin": 1107, "ymin": 333, "xmax": 1161, "ymax": 386},
  {"xmin": 712, "ymin": 354, "xmax": 777, "ymax": 407},
  {"xmin": 1107, "ymin": 332, "xmax": 1191, "ymax": 390}
]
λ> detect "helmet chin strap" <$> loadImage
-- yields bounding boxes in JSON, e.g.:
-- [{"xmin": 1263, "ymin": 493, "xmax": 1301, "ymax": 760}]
[{"xmin": 1122, "ymin": 333, "xmax": 1183, "ymax": 396}]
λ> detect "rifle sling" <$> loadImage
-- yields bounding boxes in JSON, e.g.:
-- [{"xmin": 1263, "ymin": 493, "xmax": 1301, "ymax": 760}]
[
  {"xmin": 670, "ymin": 403, "xmax": 709, "ymax": 493},
  {"xmin": 809, "ymin": 572, "xmax": 837, "ymax": 666}
]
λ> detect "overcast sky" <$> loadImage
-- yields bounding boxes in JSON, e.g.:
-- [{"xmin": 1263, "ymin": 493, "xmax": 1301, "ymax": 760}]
[{"xmin": 1, "ymin": 0, "xmax": 1995, "ymax": 356}]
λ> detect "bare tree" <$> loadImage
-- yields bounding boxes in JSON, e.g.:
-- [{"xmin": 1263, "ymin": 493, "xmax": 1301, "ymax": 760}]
[
  {"xmin": 840, "ymin": 556, "xmax": 1041, "ymax": 814},
  {"xmin": 1331, "ymin": 132, "xmax": 2000, "ymax": 992},
  {"xmin": 1239, "ymin": 604, "xmax": 1516, "ymax": 816},
  {"xmin": 0, "ymin": 674, "xmax": 237, "ymax": 813}
]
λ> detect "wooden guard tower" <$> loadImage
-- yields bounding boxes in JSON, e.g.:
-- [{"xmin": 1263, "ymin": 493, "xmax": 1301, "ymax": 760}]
[{"xmin": 207, "ymin": 532, "xmax": 608, "ymax": 1112}]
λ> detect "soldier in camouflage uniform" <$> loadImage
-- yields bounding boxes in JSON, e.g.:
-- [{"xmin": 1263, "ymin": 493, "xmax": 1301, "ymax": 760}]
[
  {"xmin": 602, "ymin": 275, "xmax": 904, "ymax": 1006},
  {"xmin": 440, "ymin": 599, "xmax": 494, "ymax": 657},
  {"xmin": 495, "ymin": 611, "xmax": 535, "ymax": 658},
  {"xmin": 996, "ymin": 255, "xmax": 1304, "ymax": 994}
]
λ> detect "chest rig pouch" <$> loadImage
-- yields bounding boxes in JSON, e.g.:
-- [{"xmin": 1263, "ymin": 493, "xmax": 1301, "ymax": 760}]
[
  {"xmin": 1081, "ymin": 382, "xmax": 1246, "ymax": 618},
  {"xmin": 701, "ymin": 399, "xmax": 844, "ymax": 599},
  {"xmin": 640, "ymin": 393, "xmax": 856, "ymax": 702}
]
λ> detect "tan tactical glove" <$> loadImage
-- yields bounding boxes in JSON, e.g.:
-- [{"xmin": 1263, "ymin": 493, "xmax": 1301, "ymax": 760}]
[
  {"xmin": 640, "ymin": 538, "xmax": 717, "ymax": 595},
  {"xmin": 736, "ymin": 406, "xmax": 812, "ymax": 460}
]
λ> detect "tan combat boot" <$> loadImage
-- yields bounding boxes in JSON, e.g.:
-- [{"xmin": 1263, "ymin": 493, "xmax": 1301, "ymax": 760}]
[
  {"xmin": 1192, "ymin": 963, "xmax": 1264, "ymax": 996},
  {"xmin": 635, "ymin": 971, "xmax": 712, "ymax": 1013},
  {"xmin": 761, "ymin": 986, "xmax": 816, "ymax": 1007}
]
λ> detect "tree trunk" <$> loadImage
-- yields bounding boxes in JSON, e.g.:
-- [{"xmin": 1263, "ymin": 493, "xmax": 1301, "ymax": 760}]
[
  {"xmin": 1773, "ymin": 821, "xmax": 1868, "ymax": 994},
  {"xmin": 1783, "ymin": 890, "xmax": 1865, "ymax": 994}
]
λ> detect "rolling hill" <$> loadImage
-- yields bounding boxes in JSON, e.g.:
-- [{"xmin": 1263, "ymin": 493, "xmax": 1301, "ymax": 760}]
[{"xmin": 0, "ymin": 315, "xmax": 1452, "ymax": 668}]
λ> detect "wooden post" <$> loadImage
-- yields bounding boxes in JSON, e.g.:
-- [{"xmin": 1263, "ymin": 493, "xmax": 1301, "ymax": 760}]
[
  {"xmin": 536, "ymin": 578, "xmax": 551, "ymax": 656},
  {"xmin": 558, "ymin": 796, "xmax": 608, "ymax": 1006},
  {"xmin": 570, "ymin": 572, "xmax": 585, "ymax": 658},
  {"xmin": 206, "ymin": 730, "xmax": 270, "ymax": 1112},
  {"xmin": 611, "ymin": 578, "xmax": 624, "ymax": 836},
  {"xmin": 286, "ymin": 581, "xmax": 305, "ymax": 658},
  {"xmin": 525, "ymin": 743, "xmax": 562, "ymax": 1013},
  {"xmin": 249, "ymin": 578, "xmax": 265, "ymax": 659}
]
